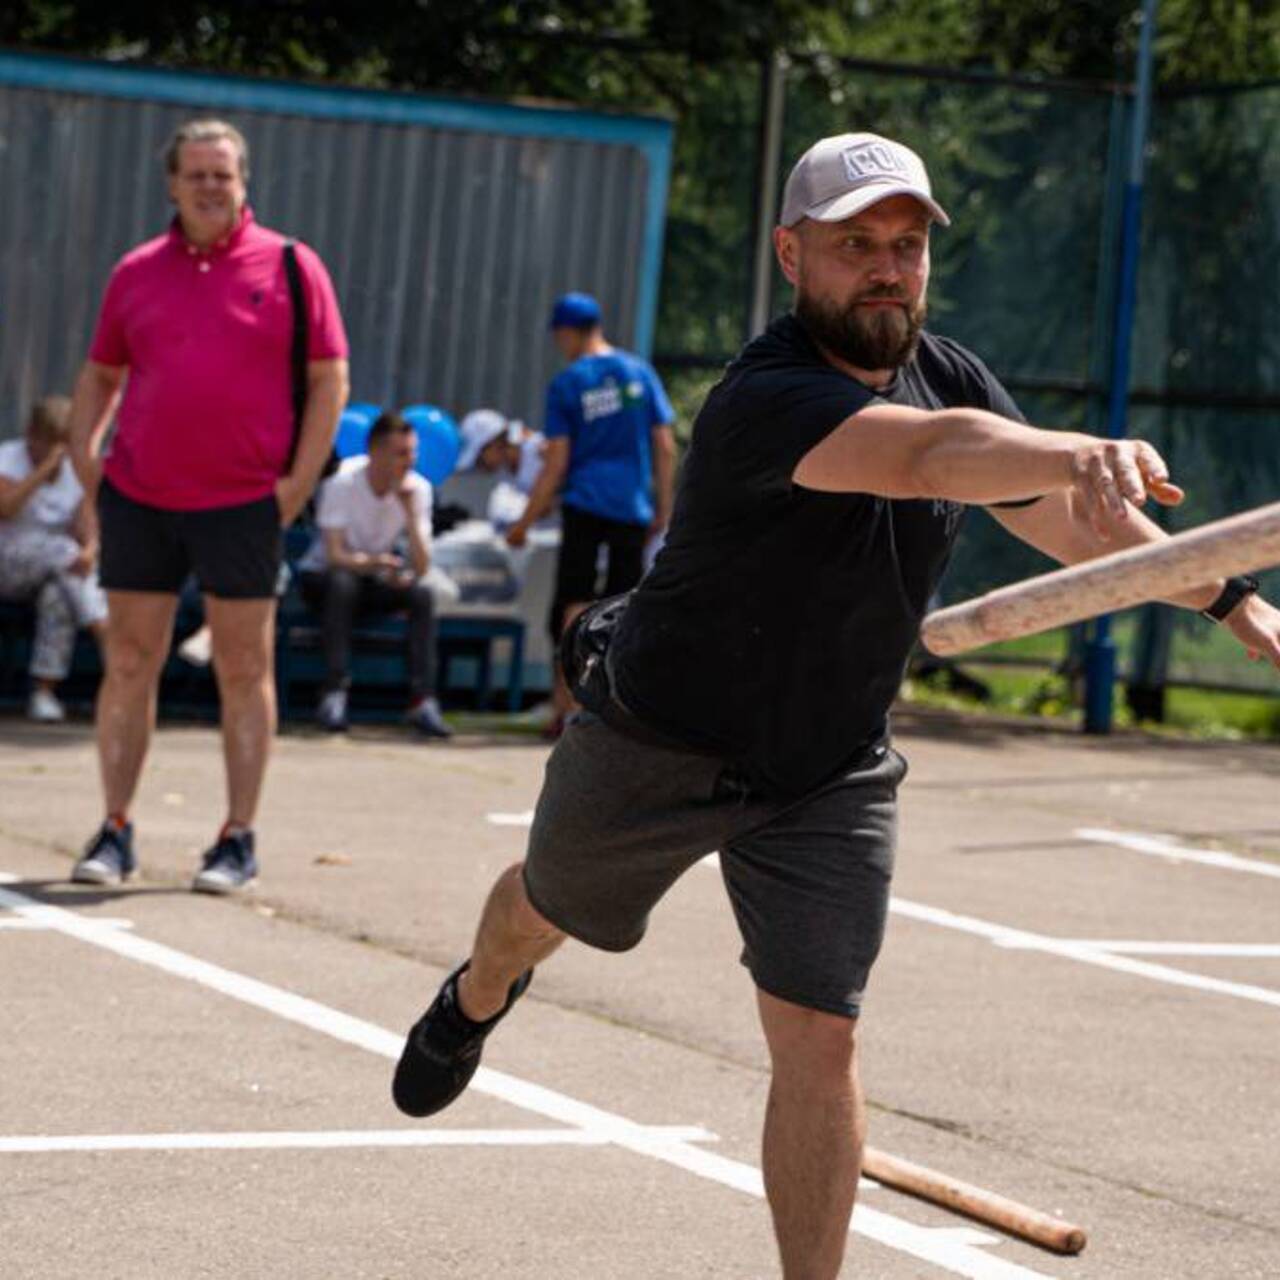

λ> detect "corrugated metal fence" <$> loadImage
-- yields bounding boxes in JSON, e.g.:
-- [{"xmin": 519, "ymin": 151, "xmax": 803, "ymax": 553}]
[{"xmin": 0, "ymin": 52, "xmax": 673, "ymax": 431}]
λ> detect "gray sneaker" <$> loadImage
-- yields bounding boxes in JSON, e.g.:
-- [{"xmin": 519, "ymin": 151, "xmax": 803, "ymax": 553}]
[
  {"xmin": 408, "ymin": 696, "xmax": 452, "ymax": 739},
  {"xmin": 71, "ymin": 821, "xmax": 136, "ymax": 885},
  {"xmin": 316, "ymin": 689, "xmax": 348, "ymax": 732},
  {"xmin": 192, "ymin": 829, "xmax": 258, "ymax": 895}
]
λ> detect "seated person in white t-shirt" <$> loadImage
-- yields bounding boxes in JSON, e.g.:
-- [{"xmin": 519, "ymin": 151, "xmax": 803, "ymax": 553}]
[
  {"xmin": 0, "ymin": 395, "xmax": 108, "ymax": 722},
  {"xmin": 457, "ymin": 409, "xmax": 549, "ymax": 530},
  {"xmin": 297, "ymin": 411, "xmax": 451, "ymax": 738}
]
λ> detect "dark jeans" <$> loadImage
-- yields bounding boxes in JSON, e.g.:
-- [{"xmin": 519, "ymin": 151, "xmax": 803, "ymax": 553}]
[{"xmin": 300, "ymin": 568, "xmax": 437, "ymax": 701}]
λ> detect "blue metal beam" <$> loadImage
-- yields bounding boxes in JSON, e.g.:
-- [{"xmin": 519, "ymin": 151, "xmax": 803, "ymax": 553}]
[{"xmin": 1084, "ymin": 0, "xmax": 1159, "ymax": 734}]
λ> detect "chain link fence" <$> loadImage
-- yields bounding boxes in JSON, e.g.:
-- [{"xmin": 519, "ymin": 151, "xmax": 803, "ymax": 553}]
[{"xmin": 651, "ymin": 54, "xmax": 1280, "ymax": 701}]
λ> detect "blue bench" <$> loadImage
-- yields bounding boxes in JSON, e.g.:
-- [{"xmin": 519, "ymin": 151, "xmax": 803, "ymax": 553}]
[
  {"xmin": 0, "ymin": 589, "xmax": 526, "ymax": 720},
  {"xmin": 275, "ymin": 592, "xmax": 525, "ymax": 719}
]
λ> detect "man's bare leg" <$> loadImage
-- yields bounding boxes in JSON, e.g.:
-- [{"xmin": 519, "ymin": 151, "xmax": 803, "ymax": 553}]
[
  {"xmin": 205, "ymin": 595, "xmax": 277, "ymax": 827},
  {"xmin": 456, "ymin": 862, "xmax": 566, "ymax": 1020},
  {"xmin": 758, "ymin": 988, "xmax": 864, "ymax": 1280},
  {"xmin": 96, "ymin": 591, "xmax": 179, "ymax": 816}
]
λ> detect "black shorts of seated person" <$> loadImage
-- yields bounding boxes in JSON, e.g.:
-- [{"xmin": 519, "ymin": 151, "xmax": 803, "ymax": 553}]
[
  {"xmin": 97, "ymin": 478, "xmax": 282, "ymax": 600},
  {"xmin": 522, "ymin": 708, "xmax": 906, "ymax": 1019}
]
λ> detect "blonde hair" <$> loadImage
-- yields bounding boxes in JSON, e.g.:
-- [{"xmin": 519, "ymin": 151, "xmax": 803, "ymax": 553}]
[
  {"xmin": 28, "ymin": 394, "xmax": 72, "ymax": 444},
  {"xmin": 164, "ymin": 118, "xmax": 250, "ymax": 180}
]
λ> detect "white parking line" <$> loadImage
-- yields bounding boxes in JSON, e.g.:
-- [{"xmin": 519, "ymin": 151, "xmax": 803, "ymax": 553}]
[
  {"xmin": 0, "ymin": 916, "xmax": 134, "ymax": 931},
  {"xmin": 692, "ymin": 845, "xmax": 1280, "ymax": 1005},
  {"xmin": 0, "ymin": 1125, "xmax": 713, "ymax": 1154},
  {"xmin": 1076, "ymin": 828, "xmax": 1280, "ymax": 879},
  {"xmin": 0, "ymin": 874, "xmax": 1053, "ymax": 1280},
  {"xmin": 487, "ymin": 810, "xmax": 536, "ymax": 827},
  {"xmin": 890, "ymin": 898, "xmax": 1280, "ymax": 1010},
  {"xmin": 1040, "ymin": 941, "xmax": 1280, "ymax": 958}
]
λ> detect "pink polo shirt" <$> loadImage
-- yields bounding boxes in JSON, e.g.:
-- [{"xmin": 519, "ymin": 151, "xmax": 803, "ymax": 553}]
[{"xmin": 90, "ymin": 207, "xmax": 348, "ymax": 511}]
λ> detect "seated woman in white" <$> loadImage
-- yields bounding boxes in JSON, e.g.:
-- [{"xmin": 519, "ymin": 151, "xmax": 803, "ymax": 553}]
[{"xmin": 0, "ymin": 396, "xmax": 107, "ymax": 721}]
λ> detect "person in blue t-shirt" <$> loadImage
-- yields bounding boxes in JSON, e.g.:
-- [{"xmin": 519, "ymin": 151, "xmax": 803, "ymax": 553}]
[{"xmin": 506, "ymin": 292, "xmax": 676, "ymax": 731}]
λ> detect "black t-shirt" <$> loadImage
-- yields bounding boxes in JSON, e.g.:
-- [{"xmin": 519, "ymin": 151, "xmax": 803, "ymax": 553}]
[{"xmin": 609, "ymin": 313, "xmax": 1025, "ymax": 798}]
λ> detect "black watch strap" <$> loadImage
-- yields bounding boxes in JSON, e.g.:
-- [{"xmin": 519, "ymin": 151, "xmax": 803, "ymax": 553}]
[{"xmin": 1201, "ymin": 574, "xmax": 1260, "ymax": 622}]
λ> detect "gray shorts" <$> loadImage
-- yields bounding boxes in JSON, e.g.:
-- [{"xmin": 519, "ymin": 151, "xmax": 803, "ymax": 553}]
[{"xmin": 523, "ymin": 712, "xmax": 907, "ymax": 1018}]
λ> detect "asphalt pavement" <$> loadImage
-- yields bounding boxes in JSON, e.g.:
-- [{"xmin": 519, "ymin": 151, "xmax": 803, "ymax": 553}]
[{"xmin": 2, "ymin": 709, "xmax": 1278, "ymax": 1278}]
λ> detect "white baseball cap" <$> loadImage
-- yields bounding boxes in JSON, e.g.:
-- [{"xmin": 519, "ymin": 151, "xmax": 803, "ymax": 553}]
[
  {"xmin": 779, "ymin": 132, "xmax": 950, "ymax": 229},
  {"xmin": 458, "ymin": 408, "xmax": 510, "ymax": 471}
]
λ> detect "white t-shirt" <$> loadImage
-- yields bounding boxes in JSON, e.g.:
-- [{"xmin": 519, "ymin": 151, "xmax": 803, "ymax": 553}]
[
  {"xmin": 485, "ymin": 432, "xmax": 549, "ymax": 530},
  {"xmin": 513, "ymin": 432, "xmax": 546, "ymax": 494},
  {"xmin": 299, "ymin": 458, "xmax": 433, "ymax": 571},
  {"xmin": 0, "ymin": 439, "xmax": 85, "ymax": 539}
]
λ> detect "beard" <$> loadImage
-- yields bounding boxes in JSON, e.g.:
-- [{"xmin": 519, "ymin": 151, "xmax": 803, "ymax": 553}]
[{"xmin": 795, "ymin": 285, "xmax": 926, "ymax": 371}]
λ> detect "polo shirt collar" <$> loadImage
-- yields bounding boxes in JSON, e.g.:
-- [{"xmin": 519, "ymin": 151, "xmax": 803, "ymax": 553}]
[{"xmin": 168, "ymin": 204, "xmax": 256, "ymax": 258}]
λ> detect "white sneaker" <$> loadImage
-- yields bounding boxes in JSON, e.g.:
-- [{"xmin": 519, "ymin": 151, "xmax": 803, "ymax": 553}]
[
  {"xmin": 28, "ymin": 688, "xmax": 66, "ymax": 723},
  {"xmin": 316, "ymin": 689, "xmax": 348, "ymax": 732},
  {"xmin": 177, "ymin": 625, "xmax": 213, "ymax": 666}
]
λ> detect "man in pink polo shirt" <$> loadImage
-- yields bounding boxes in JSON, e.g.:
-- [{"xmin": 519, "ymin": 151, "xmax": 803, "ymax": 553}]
[{"xmin": 66, "ymin": 118, "xmax": 349, "ymax": 894}]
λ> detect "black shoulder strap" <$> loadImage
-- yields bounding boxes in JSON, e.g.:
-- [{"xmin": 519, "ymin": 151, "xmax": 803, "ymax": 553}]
[{"xmin": 282, "ymin": 240, "xmax": 308, "ymax": 470}]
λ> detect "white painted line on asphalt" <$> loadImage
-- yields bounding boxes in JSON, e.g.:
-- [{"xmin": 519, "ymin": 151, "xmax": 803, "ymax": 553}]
[
  {"xmin": 486, "ymin": 810, "xmax": 535, "ymax": 827},
  {"xmin": 0, "ymin": 874, "xmax": 1054, "ymax": 1280},
  {"xmin": 890, "ymin": 898, "xmax": 1280, "ymax": 1010},
  {"xmin": 1028, "ymin": 941, "xmax": 1280, "ymax": 958},
  {"xmin": 1076, "ymin": 828, "xmax": 1280, "ymax": 880},
  {"xmin": 0, "ymin": 1125, "xmax": 714, "ymax": 1154},
  {"xmin": 705, "ymin": 852, "xmax": 1280, "ymax": 1005},
  {"xmin": 0, "ymin": 916, "xmax": 134, "ymax": 932}
]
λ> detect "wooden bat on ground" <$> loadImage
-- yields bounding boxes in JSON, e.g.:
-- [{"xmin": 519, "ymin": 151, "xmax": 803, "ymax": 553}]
[
  {"xmin": 863, "ymin": 1146, "xmax": 1088, "ymax": 1255},
  {"xmin": 921, "ymin": 499, "xmax": 1280, "ymax": 657}
]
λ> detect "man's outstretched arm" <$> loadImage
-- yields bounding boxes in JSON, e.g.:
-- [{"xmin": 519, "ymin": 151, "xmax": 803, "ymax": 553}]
[
  {"xmin": 989, "ymin": 488, "xmax": 1280, "ymax": 670},
  {"xmin": 792, "ymin": 403, "xmax": 1184, "ymax": 531}
]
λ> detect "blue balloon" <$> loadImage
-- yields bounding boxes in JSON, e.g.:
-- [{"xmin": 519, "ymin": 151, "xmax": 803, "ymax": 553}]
[
  {"xmin": 401, "ymin": 404, "xmax": 461, "ymax": 485},
  {"xmin": 335, "ymin": 403, "xmax": 378, "ymax": 459}
]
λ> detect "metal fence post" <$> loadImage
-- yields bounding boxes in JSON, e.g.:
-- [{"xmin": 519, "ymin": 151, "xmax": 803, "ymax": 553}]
[
  {"xmin": 747, "ymin": 49, "xmax": 787, "ymax": 343},
  {"xmin": 1085, "ymin": 0, "xmax": 1159, "ymax": 734}
]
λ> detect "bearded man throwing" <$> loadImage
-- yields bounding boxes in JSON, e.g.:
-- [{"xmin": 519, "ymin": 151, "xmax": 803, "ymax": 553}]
[{"xmin": 391, "ymin": 133, "xmax": 1280, "ymax": 1278}]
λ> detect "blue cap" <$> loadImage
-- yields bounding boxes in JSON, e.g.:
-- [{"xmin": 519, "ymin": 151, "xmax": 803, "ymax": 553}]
[{"xmin": 549, "ymin": 292, "xmax": 602, "ymax": 330}]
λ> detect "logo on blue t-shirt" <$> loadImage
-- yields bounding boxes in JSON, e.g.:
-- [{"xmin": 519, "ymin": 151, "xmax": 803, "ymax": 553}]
[{"xmin": 545, "ymin": 352, "xmax": 674, "ymax": 526}]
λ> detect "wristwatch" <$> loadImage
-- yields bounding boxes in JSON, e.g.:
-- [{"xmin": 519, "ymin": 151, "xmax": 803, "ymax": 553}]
[{"xmin": 1201, "ymin": 574, "xmax": 1259, "ymax": 622}]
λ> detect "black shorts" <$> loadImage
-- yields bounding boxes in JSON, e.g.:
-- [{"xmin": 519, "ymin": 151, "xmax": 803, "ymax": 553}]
[
  {"xmin": 523, "ymin": 712, "xmax": 906, "ymax": 1018},
  {"xmin": 550, "ymin": 503, "xmax": 648, "ymax": 641},
  {"xmin": 98, "ymin": 478, "xmax": 283, "ymax": 600}
]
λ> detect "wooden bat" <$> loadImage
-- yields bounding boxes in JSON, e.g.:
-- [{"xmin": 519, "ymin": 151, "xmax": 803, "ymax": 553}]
[
  {"xmin": 863, "ymin": 1146, "xmax": 1088, "ymax": 1255},
  {"xmin": 921, "ymin": 499, "xmax": 1280, "ymax": 657}
]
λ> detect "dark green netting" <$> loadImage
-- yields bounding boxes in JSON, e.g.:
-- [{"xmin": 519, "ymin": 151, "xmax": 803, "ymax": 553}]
[{"xmin": 657, "ymin": 67, "xmax": 1278, "ymax": 700}]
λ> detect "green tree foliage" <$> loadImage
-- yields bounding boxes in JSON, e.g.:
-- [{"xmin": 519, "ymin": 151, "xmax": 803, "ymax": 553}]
[
  {"xmin": 4, "ymin": 0, "xmax": 1277, "ymax": 692},
  {"xmin": 4, "ymin": 2, "xmax": 1277, "ymax": 94}
]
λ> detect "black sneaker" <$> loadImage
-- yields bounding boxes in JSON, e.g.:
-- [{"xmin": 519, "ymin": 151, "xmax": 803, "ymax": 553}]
[
  {"xmin": 392, "ymin": 961, "xmax": 531, "ymax": 1117},
  {"xmin": 71, "ymin": 821, "xmax": 136, "ymax": 886},
  {"xmin": 192, "ymin": 829, "xmax": 258, "ymax": 895}
]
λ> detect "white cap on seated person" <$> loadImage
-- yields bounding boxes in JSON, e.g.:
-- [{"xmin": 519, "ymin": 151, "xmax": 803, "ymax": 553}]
[{"xmin": 458, "ymin": 409, "xmax": 510, "ymax": 471}]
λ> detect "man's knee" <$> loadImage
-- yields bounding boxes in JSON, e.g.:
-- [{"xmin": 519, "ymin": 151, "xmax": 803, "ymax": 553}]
[
  {"xmin": 407, "ymin": 582, "xmax": 435, "ymax": 617},
  {"xmin": 211, "ymin": 629, "xmax": 275, "ymax": 689},
  {"xmin": 327, "ymin": 567, "xmax": 360, "ymax": 600},
  {"xmin": 104, "ymin": 628, "xmax": 168, "ymax": 684},
  {"xmin": 759, "ymin": 991, "xmax": 859, "ymax": 1086},
  {"xmin": 497, "ymin": 862, "xmax": 563, "ymax": 943}
]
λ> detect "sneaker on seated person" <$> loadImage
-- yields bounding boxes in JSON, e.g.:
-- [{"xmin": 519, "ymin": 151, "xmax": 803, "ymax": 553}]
[
  {"xmin": 408, "ymin": 695, "xmax": 452, "ymax": 739},
  {"xmin": 316, "ymin": 688, "xmax": 348, "ymax": 733},
  {"xmin": 28, "ymin": 685, "xmax": 66, "ymax": 723}
]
